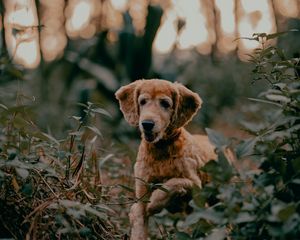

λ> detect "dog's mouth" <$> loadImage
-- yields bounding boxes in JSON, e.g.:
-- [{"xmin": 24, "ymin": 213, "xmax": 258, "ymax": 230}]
[{"xmin": 143, "ymin": 131, "xmax": 157, "ymax": 142}]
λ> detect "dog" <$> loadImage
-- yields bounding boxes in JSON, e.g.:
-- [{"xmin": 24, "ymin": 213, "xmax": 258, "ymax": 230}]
[{"xmin": 115, "ymin": 79, "xmax": 218, "ymax": 240}]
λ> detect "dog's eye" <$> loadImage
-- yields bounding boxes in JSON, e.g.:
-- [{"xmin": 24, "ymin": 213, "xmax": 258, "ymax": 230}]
[
  {"xmin": 139, "ymin": 98, "xmax": 147, "ymax": 106},
  {"xmin": 160, "ymin": 99, "xmax": 171, "ymax": 109}
]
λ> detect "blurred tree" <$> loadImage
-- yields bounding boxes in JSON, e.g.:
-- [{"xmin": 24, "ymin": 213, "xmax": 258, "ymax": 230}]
[
  {"xmin": 0, "ymin": 0, "xmax": 299, "ymax": 138},
  {"xmin": 118, "ymin": 5, "xmax": 163, "ymax": 80}
]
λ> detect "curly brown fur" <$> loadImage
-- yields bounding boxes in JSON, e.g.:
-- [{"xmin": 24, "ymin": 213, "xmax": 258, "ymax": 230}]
[{"xmin": 116, "ymin": 79, "xmax": 217, "ymax": 240}]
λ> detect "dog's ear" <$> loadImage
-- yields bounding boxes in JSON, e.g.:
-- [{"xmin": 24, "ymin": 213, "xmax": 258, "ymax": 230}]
[
  {"xmin": 115, "ymin": 81, "xmax": 141, "ymax": 126},
  {"xmin": 172, "ymin": 83, "xmax": 202, "ymax": 128}
]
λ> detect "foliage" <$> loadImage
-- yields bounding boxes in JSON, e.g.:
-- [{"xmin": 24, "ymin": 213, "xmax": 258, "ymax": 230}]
[
  {"xmin": 163, "ymin": 31, "xmax": 300, "ymax": 239},
  {"xmin": 0, "ymin": 95, "xmax": 130, "ymax": 239}
]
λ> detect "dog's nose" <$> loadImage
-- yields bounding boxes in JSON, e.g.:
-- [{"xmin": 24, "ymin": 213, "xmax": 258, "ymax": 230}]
[{"xmin": 142, "ymin": 120, "xmax": 155, "ymax": 131}]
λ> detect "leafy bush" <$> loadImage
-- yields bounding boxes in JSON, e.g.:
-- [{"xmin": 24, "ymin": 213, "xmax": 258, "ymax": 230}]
[
  {"xmin": 0, "ymin": 96, "xmax": 129, "ymax": 239},
  {"xmin": 151, "ymin": 31, "xmax": 300, "ymax": 239}
]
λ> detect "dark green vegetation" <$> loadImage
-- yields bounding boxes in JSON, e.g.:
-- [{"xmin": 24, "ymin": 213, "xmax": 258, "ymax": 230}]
[
  {"xmin": 173, "ymin": 31, "xmax": 300, "ymax": 239},
  {"xmin": 1, "ymin": 4, "xmax": 300, "ymax": 239},
  {"xmin": 0, "ymin": 101, "xmax": 124, "ymax": 239}
]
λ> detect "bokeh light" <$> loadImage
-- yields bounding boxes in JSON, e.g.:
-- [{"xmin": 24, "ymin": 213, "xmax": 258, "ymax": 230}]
[
  {"xmin": 153, "ymin": 6, "xmax": 177, "ymax": 54},
  {"xmin": 214, "ymin": 0, "xmax": 237, "ymax": 54},
  {"xmin": 176, "ymin": 0, "xmax": 210, "ymax": 51},
  {"xmin": 39, "ymin": 0, "xmax": 67, "ymax": 61},
  {"xmin": 215, "ymin": 0, "xmax": 236, "ymax": 34},
  {"xmin": 4, "ymin": 0, "xmax": 40, "ymax": 68},
  {"xmin": 2, "ymin": 0, "xmax": 300, "ymax": 68},
  {"xmin": 110, "ymin": 0, "xmax": 128, "ymax": 12},
  {"xmin": 65, "ymin": 0, "xmax": 94, "ymax": 38},
  {"xmin": 154, "ymin": 0, "xmax": 214, "ymax": 55},
  {"xmin": 237, "ymin": 0, "xmax": 276, "ymax": 60}
]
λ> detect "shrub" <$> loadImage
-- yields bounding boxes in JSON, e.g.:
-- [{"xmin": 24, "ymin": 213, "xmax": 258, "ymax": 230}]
[
  {"xmin": 0, "ymin": 97, "xmax": 126, "ymax": 239},
  {"xmin": 154, "ymin": 31, "xmax": 300, "ymax": 239}
]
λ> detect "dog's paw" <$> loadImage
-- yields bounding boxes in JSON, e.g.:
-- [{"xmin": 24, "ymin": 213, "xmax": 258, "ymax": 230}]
[
  {"xmin": 146, "ymin": 189, "xmax": 171, "ymax": 215},
  {"xmin": 146, "ymin": 202, "xmax": 164, "ymax": 216}
]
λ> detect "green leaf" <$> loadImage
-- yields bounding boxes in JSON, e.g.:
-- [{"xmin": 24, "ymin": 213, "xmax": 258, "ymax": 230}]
[
  {"xmin": 217, "ymin": 150, "xmax": 233, "ymax": 181},
  {"xmin": 205, "ymin": 227, "xmax": 227, "ymax": 240},
  {"xmin": 84, "ymin": 205, "xmax": 108, "ymax": 220},
  {"xmin": 87, "ymin": 101, "xmax": 93, "ymax": 107},
  {"xmin": 183, "ymin": 212, "xmax": 202, "ymax": 226},
  {"xmin": 192, "ymin": 187, "xmax": 207, "ymax": 208},
  {"xmin": 99, "ymin": 153, "xmax": 114, "ymax": 167},
  {"xmin": 41, "ymin": 133, "xmax": 60, "ymax": 145},
  {"xmin": 235, "ymin": 138, "xmax": 257, "ymax": 158},
  {"xmin": 86, "ymin": 126, "xmax": 103, "ymax": 138},
  {"xmin": 240, "ymin": 120, "xmax": 266, "ymax": 134},
  {"xmin": 265, "ymin": 94, "xmax": 291, "ymax": 103},
  {"xmin": 0, "ymin": 103, "xmax": 8, "ymax": 110},
  {"xmin": 278, "ymin": 204, "xmax": 296, "ymax": 221},
  {"xmin": 59, "ymin": 199, "xmax": 80, "ymax": 208},
  {"xmin": 248, "ymin": 97, "xmax": 282, "ymax": 107},
  {"xmin": 71, "ymin": 116, "xmax": 82, "ymax": 121},
  {"xmin": 184, "ymin": 208, "xmax": 224, "ymax": 225},
  {"xmin": 79, "ymin": 227, "xmax": 91, "ymax": 237},
  {"xmin": 76, "ymin": 103, "xmax": 88, "ymax": 108},
  {"xmin": 66, "ymin": 207, "xmax": 85, "ymax": 219},
  {"xmin": 201, "ymin": 160, "xmax": 219, "ymax": 174},
  {"xmin": 95, "ymin": 204, "xmax": 115, "ymax": 213},
  {"xmin": 21, "ymin": 183, "xmax": 33, "ymax": 197},
  {"xmin": 0, "ymin": 170, "xmax": 5, "ymax": 178},
  {"xmin": 91, "ymin": 108, "xmax": 111, "ymax": 118},
  {"xmin": 205, "ymin": 128, "xmax": 230, "ymax": 149},
  {"xmin": 282, "ymin": 213, "xmax": 300, "ymax": 234},
  {"xmin": 291, "ymin": 179, "xmax": 300, "ymax": 184},
  {"xmin": 233, "ymin": 212, "xmax": 255, "ymax": 224},
  {"xmin": 175, "ymin": 232, "xmax": 192, "ymax": 240}
]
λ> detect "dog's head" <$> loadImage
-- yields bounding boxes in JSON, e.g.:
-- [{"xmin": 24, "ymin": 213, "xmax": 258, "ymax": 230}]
[{"xmin": 115, "ymin": 79, "xmax": 202, "ymax": 143}]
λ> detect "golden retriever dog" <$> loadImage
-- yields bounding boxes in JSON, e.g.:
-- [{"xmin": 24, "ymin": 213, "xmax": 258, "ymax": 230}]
[{"xmin": 115, "ymin": 79, "xmax": 217, "ymax": 240}]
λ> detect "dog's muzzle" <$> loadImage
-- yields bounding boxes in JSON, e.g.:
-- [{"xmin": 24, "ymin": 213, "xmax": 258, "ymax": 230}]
[
  {"xmin": 141, "ymin": 120, "xmax": 155, "ymax": 131},
  {"xmin": 141, "ymin": 120, "xmax": 156, "ymax": 142}
]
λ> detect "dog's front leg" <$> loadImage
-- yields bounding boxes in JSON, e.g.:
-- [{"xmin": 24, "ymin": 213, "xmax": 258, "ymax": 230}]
[
  {"xmin": 129, "ymin": 162, "xmax": 149, "ymax": 240},
  {"xmin": 146, "ymin": 178, "xmax": 194, "ymax": 215},
  {"xmin": 129, "ymin": 202, "xmax": 147, "ymax": 240}
]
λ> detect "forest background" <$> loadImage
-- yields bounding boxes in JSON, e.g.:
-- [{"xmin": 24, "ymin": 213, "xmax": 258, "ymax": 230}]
[{"xmin": 0, "ymin": 0, "xmax": 300, "ymax": 239}]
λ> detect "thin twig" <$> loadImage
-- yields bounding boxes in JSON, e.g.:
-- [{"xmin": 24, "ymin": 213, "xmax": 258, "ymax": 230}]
[
  {"xmin": 22, "ymin": 198, "xmax": 55, "ymax": 224},
  {"xmin": 33, "ymin": 168, "xmax": 59, "ymax": 198}
]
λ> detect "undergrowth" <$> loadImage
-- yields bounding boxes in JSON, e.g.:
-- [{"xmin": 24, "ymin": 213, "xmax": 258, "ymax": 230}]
[
  {"xmin": 0, "ymin": 95, "xmax": 131, "ymax": 239},
  {"xmin": 1, "ymin": 30, "xmax": 300, "ymax": 239},
  {"xmin": 164, "ymin": 31, "xmax": 300, "ymax": 239}
]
